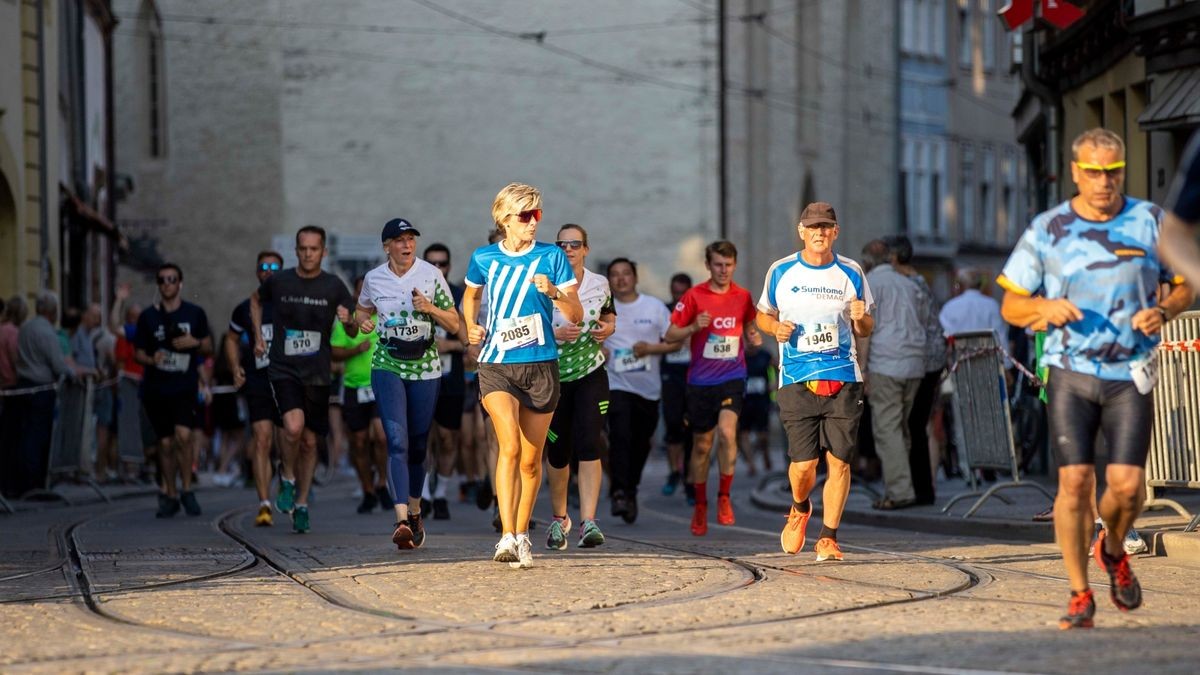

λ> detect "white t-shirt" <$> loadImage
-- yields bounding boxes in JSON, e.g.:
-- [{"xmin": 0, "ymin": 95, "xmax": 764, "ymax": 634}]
[
  {"xmin": 358, "ymin": 259, "xmax": 455, "ymax": 380},
  {"xmin": 604, "ymin": 293, "xmax": 671, "ymax": 399}
]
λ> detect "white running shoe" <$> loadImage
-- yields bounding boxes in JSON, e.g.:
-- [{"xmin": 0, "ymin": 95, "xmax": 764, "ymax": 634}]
[
  {"xmin": 1123, "ymin": 528, "xmax": 1149, "ymax": 555},
  {"xmin": 493, "ymin": 533, "xmax": 518, "ymax": 563},
  {"xmin": 509, "ymin": 533, "xmax": 534, "ymax": 569}
]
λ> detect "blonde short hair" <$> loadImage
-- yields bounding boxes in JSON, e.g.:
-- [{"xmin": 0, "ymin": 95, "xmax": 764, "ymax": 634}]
[
  {"xmin": 1071, "ymin": 128, "xmax": 1125, "ymax": 160},
  {"xmin": 491, "ymin": 183, "xmax": 542, "ymax": 230}
]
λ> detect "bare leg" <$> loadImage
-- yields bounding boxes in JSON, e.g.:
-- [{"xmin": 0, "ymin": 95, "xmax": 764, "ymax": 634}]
[
  {"xmin": 822, "ymin": 455, "xmax": 852, "ymax": 528},
  {"xmin": 515, "ymin": 406, "xmax": 554, "ymax": 533},
  {"xmin": 249, "ymin": 420, "xmax": 273, "ymax": 502},
  {"xmin": 1056, "ymin": 465, "xmax": 1096, "ymax": 593},
  {"xmin": 690, "ymin": 430, "xmax": 716, "ymax": 488},
  {"xmin": 715, "ymin": 410, "xmax": 739, "ymax": 476},
  {"xmin": 789, "ymin": 459, "xmax": 818, "ymax": 504},
  {"xmin": 176, "ymin": 426, "xmax": 194, "ymax": 492},
  {"xmin": 278, "ymin": 408, "xmax": 304, "ymax": 484},
  {"xmin": 295, "ymin": 428, "xmax": 319, "ymax": 505},
  {"xmin": 577, "ymin": 458, "xmax": 602, "ymax": 521},
  {"xmin": 484, "ymin": 392, "xmax": 522, "ymax": 535},
  {"xmin": 1098, "ymin": 465, "xmax": 1146, "ymax": 557},
  {"xmin": 548, "ymin": 464, "xmax": 570, "ymax": 517}
]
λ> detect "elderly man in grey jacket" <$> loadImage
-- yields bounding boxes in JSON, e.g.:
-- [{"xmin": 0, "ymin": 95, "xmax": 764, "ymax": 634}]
[{"xmin": 860, "ymin": 241, "xmax": 931, "ymax": 510}]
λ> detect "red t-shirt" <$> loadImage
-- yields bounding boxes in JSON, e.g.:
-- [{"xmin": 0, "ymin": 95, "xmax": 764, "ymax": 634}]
[
  {"xmin": 115, "ymin": 336, "xmax": 143, "ymax": 379},
  {"xmin": 670, "ymin": 282, "xmax": 757, "ymax": 385}
]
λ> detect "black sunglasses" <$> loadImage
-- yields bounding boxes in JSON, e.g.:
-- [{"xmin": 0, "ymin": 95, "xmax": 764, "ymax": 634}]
[
  {"xmin": 157, "ymin": 275, "xmax": 179, "ymax": 285},
  {"xmin": 556, "ymin": 240, "xmax": 584, "ymax": 250},
  {"xmin": 427, "ymin": 259, "xmax": 449, "ymax": 268},
  {"xmin": 259, "ymin": 262, "xmax": 282, "ymax": 271}
]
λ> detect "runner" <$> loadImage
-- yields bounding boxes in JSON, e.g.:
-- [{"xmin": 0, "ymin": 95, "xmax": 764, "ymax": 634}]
[
  {"xmin": 755, "ymin": 202, "xmax": 873, "ymax": 561},
  {"xmin": 738, "ymin": 340, "xmax": 776, "ymax": 476},
  {"xmin": 425, "ymin": 242, "xmax": 467, "ymax": 520},
  {"xmin": 665, "ymin": 241, "xmax": 763, "ymax": 536},
  {"xmin": 605, "ymin": 257, "xmax": 678, "ymax": 524},
  {"xmin": 135, "ymin": 262, "xmax": 214, "ymax": 518},
  {"xmin": 227, "ymin": 251, "xmax": 283, "ymax": 525},
  {"xmin": 543, "ymin": 224, "xmax": 616, "ymax": 550},
  {"xmin": 251, "ymin": 226, "xmax": 357, "ymax": 533},
  {"xmin": 660, "ymin": 273, "xmax": 694, "ymax": 501},
  {"xmin": 354, "ymin": 218, "xmax": 459, "ymax": 549},
  {"xmin": 463, "ymin": 183, "xmax": 581, "ymax": 568},
  {"xmin": 997, "ymin": 128, "xmax": 1192, "ymax": 629},
  {"xmin": 331, "ymin": 275, "xmax": 390, "ymax": 516}
]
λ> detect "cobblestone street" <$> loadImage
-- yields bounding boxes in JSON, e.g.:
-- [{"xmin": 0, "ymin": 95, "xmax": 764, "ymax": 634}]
[{"xmin": 2, "ymin": 471, "xmax": 1198, "ymax": 674}]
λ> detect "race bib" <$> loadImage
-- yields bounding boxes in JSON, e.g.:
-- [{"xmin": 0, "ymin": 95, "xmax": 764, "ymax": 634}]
[
  {"xmin": 356, "ymin": 386, "xmax": 376, "ymax": 404},
  {"xmin": 495, "ymin": 315, "xmax": 543, "ymax": 351},
  {"xmin": 255, "ymin": 324, "xmax": 273, "ymax": 369},
  {"xmin": 702, "ymin": 334, "xmax": 739, "ymax": 360},
  {"xmin": 795, "ymin": 319, "xmax": 839, "ymax": 354},
  {"xmin": 283, "ymin": 329, "xmax": 321, "ymax": 356},
  {"xmin": 746, "ymin": 376, "xmax": 767, "ymax": 395},
  {"xmin": 380, "ymin": 317, "xmax": 432, "ymax": 342},
  {"xmin": 158, "ymin": 350, "xmax": 190, "ymax": 373},
  {"xmin": 612, "ymin": 348, "xmax": 649, "ymax": 373},
  {"xmin": 1130, "ymin": 350, "xmax": 1159, "ymax": 395},
  {"xmin": 665, "ymin": 347, "xmax": 691, "ymax": 365}
]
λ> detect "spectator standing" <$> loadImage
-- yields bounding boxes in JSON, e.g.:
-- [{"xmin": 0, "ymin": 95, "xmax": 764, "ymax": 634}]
[
  {"xmin": 1, "ymin": 296, "xmax": 28, "ymax": 390},
  {"xmin": 862, "ymin": 241, "xmax": 930, "ymax": 510}
]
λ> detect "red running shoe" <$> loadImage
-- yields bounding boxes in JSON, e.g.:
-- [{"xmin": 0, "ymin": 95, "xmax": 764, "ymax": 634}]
[
  {"xmin": 716, "ymin": 494, "xmax": 735, "ymax": 526},
  {"xmin": 392, "ymin": 521, "xmax": 415, "ymax": 550},
  {"xmin": 1093, "ymin": 529, "xmax": 1142, "ymax": 611},
  {"xmin": 690, "ymin": 502, "xmax": 708, "ymax": 536},
  {"xmin": 1058, "ymin": 589, "xmax": 1095, "ymax": 630}
]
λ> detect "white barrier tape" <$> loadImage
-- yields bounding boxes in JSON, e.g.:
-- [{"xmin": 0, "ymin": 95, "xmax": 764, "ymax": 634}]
[
  {"xmin": 947, "ymin": 342, "xmax": 1042, "ymax": 388},
  {"xmin": 0, "ymin": 377, "xmax": 121, "ymax": 397},
  {"xmin": 208, "ymin": 385, "xmax": 240, "ymax": 395}
]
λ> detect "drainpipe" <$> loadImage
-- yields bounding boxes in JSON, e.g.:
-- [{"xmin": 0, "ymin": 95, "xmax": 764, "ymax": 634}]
[
  {"xmin": 37, "ymin": 0, "xmax": 49, "ymax": 288},
  {"xmin": 1020, "ymin": 28, "xmax": 1059, "ymax": 207}
]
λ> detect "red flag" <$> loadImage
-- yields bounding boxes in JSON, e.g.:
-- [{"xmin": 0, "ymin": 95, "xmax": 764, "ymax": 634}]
[
  {"xmin": 998, "ymin": 0, "xmax": 1034, "ymax": 31},
  {"xmin": 1041, "ymin": 0, "xmax": 1085, "ymax": 29}
]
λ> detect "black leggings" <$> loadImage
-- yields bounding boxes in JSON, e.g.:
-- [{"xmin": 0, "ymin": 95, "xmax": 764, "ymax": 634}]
[
  {"xmin": 546, "ymin": 367, "xmax": 610, "ymax": 469},
  {"xmin": 1046, "ymin": 367, "xmax": 1153, "ymax": 467},
  {"xmin": 607, "ymin": 391, "xmax": 660, "ymax": 496}
]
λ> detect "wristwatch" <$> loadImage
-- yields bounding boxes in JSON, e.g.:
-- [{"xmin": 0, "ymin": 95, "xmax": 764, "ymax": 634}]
[
  {"xmin": 552, "ymin": 288, "xmax": 562, "ymax": 301},
  {"xmin": 1155, "ymin": 306, "xmax": 1169, "ymax": 320}
]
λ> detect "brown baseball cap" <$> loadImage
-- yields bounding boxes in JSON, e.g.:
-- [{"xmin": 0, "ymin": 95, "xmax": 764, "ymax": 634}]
[{"xmin": 799, "ymin": 202, "xmax": 838, "ymax": 227}]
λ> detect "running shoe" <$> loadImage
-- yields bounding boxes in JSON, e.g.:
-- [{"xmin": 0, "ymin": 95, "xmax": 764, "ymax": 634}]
[
  {"xmin": 376, "ymin": 486, "xmax": 394, "ymax": 510},
  {"xmin": 392, "ymin": 521, "xmax": 415, "ymax": 550},
  {"xmin": 684, "ymin": 483, "xmax": 696, "ymax": 506},
  {"xmin": 716, "ymin": 494, "xmax": 735, "ymax": 526},
  {"xmin": 781, "ymin": 504, "xmax": 811, "ymax": 554},
  {"xmin": 433, "ymin": 498, "xmax": 450, "ymax": 520},
  {"xmin": 356, "ymin": 491, "xmax": 378, "ymax": 514},
  {"xmin": 155, "ymin": 494, "xmax": 180, "ymax": 519},
  {"xmin": 510, "ymin": 533, "xmax": 534, "ymax": 569},
  {"xmin": 690, "ymin": 502, "xmax": 708, "ymax": 536},
  {"xmin": 1123, "ymin": 528, "xmax": 1149, "ymax": 555},
  {"xmin": 1058, "ymin": 589, "xmax": 1096, "ymax": 630},
  {"xmin": 492, "ymin": 505, "xmax": 503, "ymax": 533},
  {"xmin": 180, "ymin": 491, "xmax": 202, "ymax": 516},
  {"xmin": 1093, "ymin": 528, "xmax": 1142, "ymax": 611},
  {"xmin": 409, "ymin": 512, "xmax": 426, "ymax": 549},
  {"xmin": 276, "ymin": 479, "xmax": 295, "ymax": 514},
  {"xmin": 476, "ymin": 480, "xmax": 494, "ymax": 511},
  {"xmin": 577, "ymin": 519, "xmax": 605, "ymax": 548},
  {"xmin": 662, "ymin": 471, "xmax": 681, "ymax": 496},
  {"xmin": 420, "ymin": 498, "xmax": 432, "ymax": 519},
  {"xmin": 611, "ymin": 490, "xmax": 629, "ymax": 519},
  {"xmin": 546, "ymin": 515, "xmax": 572, "ymax": 550},
  {"xmin": 255, "ymin": 504, "xmax": 273, "ymax": 527},
  {"xmin": 292, "ymin": 506, "xmax": 310, "ymax": 534},
  {"xmin": 814, "ymin": 537, "xmax": 844, "ymax": 562},
  {"xmin": 622, "ymin": 493, "xmax": 638, "ymax": 524},
  {"xmin": 493, "ymin": 533, "xmax": 518, "ymax": 563}
]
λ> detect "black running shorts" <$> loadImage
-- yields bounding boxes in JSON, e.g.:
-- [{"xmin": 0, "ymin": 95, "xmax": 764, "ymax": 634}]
[
  {"xmin": 686, "ymin": 379, "xmax": 745, "ymax": 433},
  {"xmin": 270, "ymin": 378, "xmax": 331, "ymax": 435},
  {"xmin": 477, "ymin": 362, "xmax": 560, "ymax": 414},
  {"xmin": 1046, "ymin": 367, "xmax": 1153, "ymax": 467},
  {"xmin": 341, "ymin": 384, "xmax": 380, "ymax": 433},
  {"xmin": 142, "ymin": 392, "xmax": 197, "ymax": 441},
  {"xmin": 777, "ymin": 381, "xmax": 864, "ymax": 463},
  {"xmin": 546, "ymin": 366, "xmax": 610, "ymax": 468}
]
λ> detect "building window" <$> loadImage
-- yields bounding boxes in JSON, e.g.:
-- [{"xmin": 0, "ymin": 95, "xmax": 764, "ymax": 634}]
[
  {"xmin": 980, "ymin": 0, "xmax": 995, "ymax": 71},
  {"xmin": 981, "ymin": 147, "xmax": 995, "ymax": 242},
  {"xmin": 958, "ymin": 0, "xmax": 971, "ymax": 68},
  {"xmin": 901, "ymin": 0, "xmax": 915, "ymax": 55},
  {"xmin": 933, "ymin": 0, "xmax": 947, "ymax": 59},
  {"xmin": 960, "ymin": 144, "xmax": 975, "ymax": 240},
  {"xmin": 1002, "ymin": 151, "xmax": 1020, "ymax": 241}
]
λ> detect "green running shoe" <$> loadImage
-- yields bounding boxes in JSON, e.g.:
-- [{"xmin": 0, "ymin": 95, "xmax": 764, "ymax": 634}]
[
  {"xmin": 577, "ymin": 519, "xmax": 605, "ymax": 548},
  {"xmin": 545, "ymin": 515, "xmax": 572, "ymax": 550},
  {"xmin": 292, "ymin": 505, "xmax": 310, "ymax": 533},
  {"xmin": 276, "ymin": 479, "xmax": 296, "ymax": 514}
]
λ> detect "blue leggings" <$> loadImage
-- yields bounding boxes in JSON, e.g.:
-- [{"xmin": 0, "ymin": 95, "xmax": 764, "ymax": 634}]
[{"xmin": 371, "ymin": 370, "xmax": 440, "ymax": 504}]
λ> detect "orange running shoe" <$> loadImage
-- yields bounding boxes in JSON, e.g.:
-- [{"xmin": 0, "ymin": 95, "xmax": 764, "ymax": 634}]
[
  {"xmin": 780, "ymin": 505, "xmax": 811, "ymax": 554},
  {"xmin": 814, "ymin": 537, "xmax": 844, "ymax": 561},
  {"xmin": 716, "ymin": 494, "xmax": 735, "ymax": 526},
  {"xmin": 1058, "ymin": 589, "xmax": 1095, "ymax": 630},
  {"xmin": 690, "ymin": 502, "xmax": 708, "ymax": 536}
]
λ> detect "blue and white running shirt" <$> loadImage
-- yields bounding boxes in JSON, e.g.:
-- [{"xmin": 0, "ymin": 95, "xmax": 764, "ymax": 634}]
[
  {"xmin": 757, "ymin": 253, "xmax": 872, "ymax": 386},
  {"xmin": 465, "ymin": 240, "xmax": 575, "ymax": 364}
]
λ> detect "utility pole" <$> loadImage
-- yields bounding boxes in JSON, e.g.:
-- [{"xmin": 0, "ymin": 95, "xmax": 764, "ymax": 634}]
[{"xmin": 717, "ymin": 0, "xmax": 728, "ymax": 240}]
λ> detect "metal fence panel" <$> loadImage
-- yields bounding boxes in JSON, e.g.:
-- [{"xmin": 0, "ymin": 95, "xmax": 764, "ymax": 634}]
[
  {"xmin": 948, "ymin": 331, "xmax": 1015, "ymax": 472},
  {"xmin": 117, "ymin": 376, "xmax": 147, "ymax": 463},
  {"xmin": 1149, "ymin": 311, "xmax": 1200, "ymax": 489}
]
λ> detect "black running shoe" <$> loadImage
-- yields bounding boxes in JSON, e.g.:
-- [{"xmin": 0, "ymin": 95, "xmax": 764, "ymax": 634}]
[
  {"xmin": 433, "ymin": 498, "xmax": 450, "ymax": 520},
  {"xmin": 684, "ymin": 482, "xmax": 697, "ymax": 506},
  {"xmin": 180, "ymin": 491, "xmax": 202, "ymax": 516},
  {"xmin": 611, "ymin": 490, "xmax": 629, "ymax": 519},
  {"xmin": 622, "ymin": 493, "xmax": 638, "ymax": 524},
  {"xmin": 357, "ymin": 491, "xmax": 378, "ymax": 514},
  {"xmin": 420, "ymin": 498, "xmax": 432, "ymax": 517},
  {"xmin": 375, "ymin": 486, "xmax": 394, "ymax": 510},
  {"xmin": 476, "ymin": 479, "xmax": 494, "ymax": 511},
  {"xmin": 492, "ymin": 505, "xmax": 502, "ymax": 533},
  {"xmin": 1094, "ymin": 529, "xmax": 1143, "ymax": 611},
  {"xmin": 155, "ymin": 494, "xmax": 180, "ymax": 518},
  {"xmin": 1059, "ymin": 589, "xmax": 1095, "ymax": 630},
  {"xmin": 409, "ymin": 512, "xmax": 426, "ymax": 548}
]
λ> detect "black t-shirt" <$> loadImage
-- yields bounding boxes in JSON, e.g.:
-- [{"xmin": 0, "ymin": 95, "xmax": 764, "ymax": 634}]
[
  {"xmin": 744, "ymin": 347, "xmax": 772, "ymax": 401},
  {"xmin": 135, "ymin": 300, "xmax": 211, "ymax": 396},
  {"xmin": 258, "ymin": 269, "xmax": 354, "ymax": 386},
  {"xmin": 438, "ymin": 282, "xmax": 466, "ymax": 398},
  {"xmin": 661, "ymin": 300, "xmax": 689, "ymax": 384},
  {"xmin": 1167, "ymin": 131, "xmax": 1200, "ymax": 222},
  {"xmin": 229, "ymin": 298, "xmax": 274, "ymax": 392}
]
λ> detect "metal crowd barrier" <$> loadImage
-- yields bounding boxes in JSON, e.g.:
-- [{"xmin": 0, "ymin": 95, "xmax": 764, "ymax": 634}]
[
  {"xmin": 941, "ymin": 330, "xmax": 1053, "ymax": 517},
  {"xmin": 1148, "ymin": 310, "xmax": 1200, "ymax": 532}
]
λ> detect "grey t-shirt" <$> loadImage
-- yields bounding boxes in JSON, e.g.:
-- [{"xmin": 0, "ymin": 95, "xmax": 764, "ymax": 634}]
[
  {"xmin": 16, "ymin": 316, "xmax": 71, "ymax": 385},
  {"xmin": 865, "ymin": 264, "xmax": 930, "ymax": 380}
]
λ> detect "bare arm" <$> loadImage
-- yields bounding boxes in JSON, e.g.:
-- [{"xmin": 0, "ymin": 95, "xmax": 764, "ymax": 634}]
[
  {"xmin": 249, "ymin": 291, "xmax": 265, "ymax": 357},
  {"xmin": 462, "ymin": 285, "xmax": 485, "ymax": 345},
  {"xmin": 1000, "ymin": 291, "xmax": 1082, "ymax": 329},
  {"xmin": 224, "ymin": 332, "xmax": 245, "ymax": 389},
  {"xmin": 1160, "ymin": 212, "xmax": 1200, "ymax": 292}
]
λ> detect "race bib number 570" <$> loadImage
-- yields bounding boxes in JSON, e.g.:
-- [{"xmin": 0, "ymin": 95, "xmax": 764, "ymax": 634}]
[{"xmin": 284, "ymin": 329, "xmax": 321, "ymax": 356}]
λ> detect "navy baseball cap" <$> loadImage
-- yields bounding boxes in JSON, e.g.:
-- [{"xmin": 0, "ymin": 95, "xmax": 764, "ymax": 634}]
[{"xmin": 381, "ymin": 218, "xmax": 421, "ymax": 242}]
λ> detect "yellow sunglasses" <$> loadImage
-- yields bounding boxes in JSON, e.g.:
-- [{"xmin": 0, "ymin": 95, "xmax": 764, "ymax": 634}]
[{"xmin": 1075, "ymin": 160, "xmax": 1126, "ymax": 178}]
